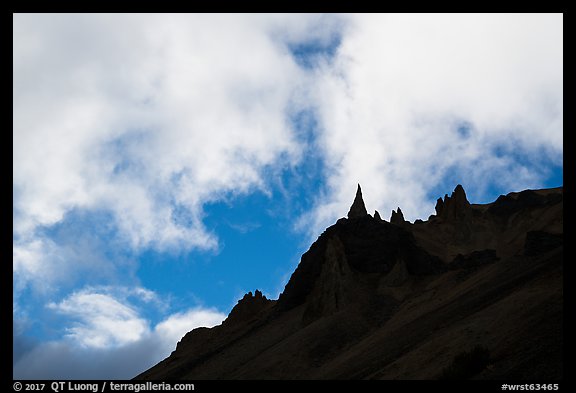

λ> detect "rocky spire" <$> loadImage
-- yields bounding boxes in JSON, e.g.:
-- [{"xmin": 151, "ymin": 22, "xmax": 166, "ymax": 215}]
[
  {"xmin": 347, "ymin": 184, "xmax": 368, "ymax": 219},
  {"xmin": 374, "ymin": 210, "xmax": 383, "ymax": 221},
  {"xmin": 438, "ymin": 184, "xmax": 471, "ymax": 220},
  {"xmin": 224, "ymin": 290, "xmax": 272, "ymax": 326},
  {"xmin": 435, "ymin": 197, "xmax": 444, "ymax": 216},
  {"xmin": 390, "ymin": 207, "xmax": 406, "ymax": 225},
  {"xmin": 455, "ymin": 184, "xmax": 468, "ymax": 201}
]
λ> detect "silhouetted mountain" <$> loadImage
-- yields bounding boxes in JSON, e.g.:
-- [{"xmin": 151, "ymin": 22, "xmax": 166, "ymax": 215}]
[{"xmin": 136, "ymin": 184, "xmax": 563, "ymax": 380}]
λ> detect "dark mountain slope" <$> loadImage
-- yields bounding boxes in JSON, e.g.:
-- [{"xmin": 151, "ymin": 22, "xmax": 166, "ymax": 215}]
[{"xmin": 136, "ymin": 185, "xmax": 562, "ymax": 380}]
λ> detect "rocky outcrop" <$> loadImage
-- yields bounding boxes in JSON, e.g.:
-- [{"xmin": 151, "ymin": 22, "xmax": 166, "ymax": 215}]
[
  {"xmin": 278, "ymin": 200, "xmax": 443, "ymax": 314},
  {"xmin": 224, "ymin": 290, "xmax": 273, "ymax": 326},
  {"xmin": 437, "ymin": 184, "xmax": 471, "ymax": 221},
  {"xmin": 301, "ymin": 236, "xmax": 355, "ymax": 323},
  {"xmin": 390, "ymin": 207, "xmax": 406, "ymax": 225},
  {"xmin": 347, "ymin": 184, "xmax": 369, "ymax": 219},
  {"xmin": 374, "ymin": 210, "xmax": 383, "ymax": 221},
  {"xmin": 435, "ymin": 197, "xmax": 444, "ymax": 216}
]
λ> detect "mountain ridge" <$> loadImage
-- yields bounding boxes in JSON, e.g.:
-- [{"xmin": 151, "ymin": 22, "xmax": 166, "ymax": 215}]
[{"xmin": 135, "ymin": 184, "xmax": 563, "ymax": 380}]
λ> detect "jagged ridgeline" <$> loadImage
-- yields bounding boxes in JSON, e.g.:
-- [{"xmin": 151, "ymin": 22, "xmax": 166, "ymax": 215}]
[{"xmin": 136, "ymin": 184, "xmax": 563, "ymax": 380}]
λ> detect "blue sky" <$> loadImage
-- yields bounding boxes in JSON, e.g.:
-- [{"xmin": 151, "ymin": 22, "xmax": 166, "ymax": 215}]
[{"xmin": 13, "ymin": 13, "xmax": 563, "ymax": 379}]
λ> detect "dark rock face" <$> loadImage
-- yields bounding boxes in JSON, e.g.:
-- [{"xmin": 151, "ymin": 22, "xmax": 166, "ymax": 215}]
[
  {"xmin": 448, "ymin": 249, "xmax": 499, "ymax": 270},
  {"xmin": 347, "ymin": 184, "xmax": 369, "ymax": 219},
  {"xmin": 224, "ymin": 290, "xmax": 273, "ymax": 326},
  {"xmin": 488, "ymin": 190, "xmax": 563, "ymax": 218},
  {"xmin": 277, "ymin": 215, "xmax": 443, "ymax": 313},
  {"xmin": 136, "ymin": 185, "xmax": 563, "ymax": 381},
  {"xmin": 390, "ymin": 207, "xmax": 405, "ymax": 225},
  {"xmin": 524, "ymin": 231, "xmax": 563, "ymax": 256},
  {"xmin": 438, "ymin": 184, "xmax": 471, "ymax": 221},
  {"xmin": 435, "ymin": 197, "xmax": 444, "ymax": 216}
]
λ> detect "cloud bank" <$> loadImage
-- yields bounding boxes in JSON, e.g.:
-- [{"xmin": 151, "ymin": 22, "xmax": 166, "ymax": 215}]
[
  {"xmin": 14, "ymin": 14, "xmax": 305, "ymax": 253},
  {"xmin": 14, "ymin": 13, "xmax": 562, "ymax": 285}
]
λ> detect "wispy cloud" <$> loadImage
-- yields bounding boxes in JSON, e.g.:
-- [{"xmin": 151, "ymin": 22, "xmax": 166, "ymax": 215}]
[
  {"xmin": 226, "ymin": 221, "xmax": 262, "ymax": 234},
  {"xmin": 48, "ymin": 290, "xmax": 149, "ymax": 349}
]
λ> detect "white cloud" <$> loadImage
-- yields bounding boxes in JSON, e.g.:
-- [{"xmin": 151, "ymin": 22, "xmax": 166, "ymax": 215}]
[
  {"xmin": 13, "ymin": 14, "xmax": 317, "ymax": 256},
  {"xmin": 12, "ymin": 13, "xmax": 563, "ymax": 260},
  {"xmin": 12, "ymin": 13, "xmax": 345, "ymax": 292},
  {"xmin": 12, "ymin": 225, "xmax": 135, "ymax": 297},
  {"xmin": 48, "ymin": 289, "xmax": 150, "ymax": 348},
  {"xmin": 155, "ymin": 307, "xmax": 226, "ymax": 349},
  {"xmin": 50, "ymin": 286, "xmax": 225, "ymax": 351},
  {"xmin": 13, "ymin": 236, "xmax": 93, "ymax": 295},
  {"xmin": 14, "ymin": 287, "xmax": 226, "ymax": 379},
  {"xmin": 11, "ymin": 14, "xmax": 333, "ymax": 378},
  {"xmin": 301, "ymin": 13, "xmax": 563, "ymax": 233}
]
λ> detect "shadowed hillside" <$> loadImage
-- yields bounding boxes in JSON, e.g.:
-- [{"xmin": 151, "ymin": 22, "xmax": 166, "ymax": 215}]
[{"xmin": 136, "ymin": 184, "xmax": 563, "ymax": 380}]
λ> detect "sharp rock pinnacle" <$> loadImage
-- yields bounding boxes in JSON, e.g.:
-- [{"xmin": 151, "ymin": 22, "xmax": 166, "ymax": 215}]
[
  {"xmin": 390, "ymin": 207, "xmax": 406, "ymax": 224},
  {"xmin": 347, "ymin": 184, "xmax": 369, "ymax": 219}
]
